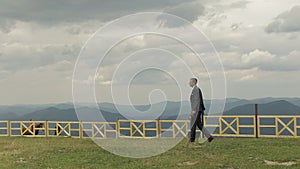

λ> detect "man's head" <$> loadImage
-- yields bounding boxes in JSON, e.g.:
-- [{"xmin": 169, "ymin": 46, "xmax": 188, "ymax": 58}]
[{"xmin": 189, "ymin": 78, "xmax": 197, "ymax": 87}]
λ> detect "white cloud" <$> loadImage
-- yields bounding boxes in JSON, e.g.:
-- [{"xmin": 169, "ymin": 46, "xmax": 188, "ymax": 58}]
[
  {"xmin": 240, "ymin": 50, "xmax": 276, "ymax": 68},
  {"xmin": 0, "ymin": 0, "xmax": 300, "ymax": 104},
  {"xmin": 238, "ymin": 74, "xmax": 256, "ymax": 81},
  {"xmin": 221, "ymin": 49, "xmax": 300, "ymax": 71}
]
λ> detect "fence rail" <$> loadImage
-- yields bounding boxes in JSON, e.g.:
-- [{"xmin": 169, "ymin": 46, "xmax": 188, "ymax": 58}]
[{"xmin": 0, "ymin": 115, "xmax": 299, "ymax": 138}]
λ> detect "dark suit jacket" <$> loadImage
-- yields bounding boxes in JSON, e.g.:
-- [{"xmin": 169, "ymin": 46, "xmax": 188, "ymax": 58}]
[{"xmin": 190, "ymin": 86, "xmax": 205, "ymax": 114}]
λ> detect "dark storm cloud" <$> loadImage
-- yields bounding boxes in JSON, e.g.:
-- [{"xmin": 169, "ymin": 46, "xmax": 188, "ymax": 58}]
[
  {"xmin": 265, "ymin": 5, "xmax": 300, "ymax": 33},
  {"xmin": 163, "ymin": 1, "xmax": 205, "ymax": 22},
  {"xmin": 0, "ymin": 0, "xmax": 197, "ymax": 24},
  {"xmin": 0, "ymin": 0, "xmax": 205, "ymax": 32},
  {"xmin": 158, "ymin": 1, "xmax": 205, "ymax": 28},
  {"xmin": 0, "ymin": 44, "xmax": 79, "ymax": 72}
]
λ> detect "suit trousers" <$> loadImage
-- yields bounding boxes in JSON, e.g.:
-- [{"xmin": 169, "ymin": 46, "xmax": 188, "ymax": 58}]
[{"xmin": 190, "ymin": 111, "xmax": 211, "ymax": 142}]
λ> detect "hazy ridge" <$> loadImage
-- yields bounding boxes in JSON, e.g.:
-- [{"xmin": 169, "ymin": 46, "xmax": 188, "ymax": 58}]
[{"xmin": 0, "ymin": 97, "xmax": 300, "ymax": 121}]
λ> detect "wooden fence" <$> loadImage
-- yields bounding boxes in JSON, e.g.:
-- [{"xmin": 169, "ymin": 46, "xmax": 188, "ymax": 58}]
[{"xmin": 0, "ymin": 115, "xmax": 299, "ymax": 138}]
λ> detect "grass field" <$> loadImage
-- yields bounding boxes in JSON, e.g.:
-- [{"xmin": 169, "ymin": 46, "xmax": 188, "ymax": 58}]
[{"xmin": 0, "ymin": 137, "xmax": 300, "ymax": 169}]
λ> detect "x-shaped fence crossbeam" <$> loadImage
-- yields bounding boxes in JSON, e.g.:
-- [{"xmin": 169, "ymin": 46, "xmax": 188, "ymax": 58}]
[
  {"xmin": 173, "ymin": 122, "xmax": 187, "ymax": 137},
  {"xmin": 21, "ymin": 122, "xmax": 34, "ymax": 135},
  {"xmin": 93, "ymin": 124, "xmax": 105, "ymax": 138},
  {"xmin": 57, "ymin": 123, "xmax": 70, "ymax": 136},
  {"xmin": 131, "ymin": 122, "xmax": 144, "ymax": 137},
  {"xmin": 221, "ymin": 118, "xmax": 238, "ymax": 134},
  {"xmin": 277, "ymin": 118, "xmax": 295, "ymax": 135}
]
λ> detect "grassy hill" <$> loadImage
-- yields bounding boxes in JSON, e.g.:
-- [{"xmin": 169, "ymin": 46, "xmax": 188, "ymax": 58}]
[{"xmin": 0, "ymin": 137, "xmax": 300, "ymax": 169}]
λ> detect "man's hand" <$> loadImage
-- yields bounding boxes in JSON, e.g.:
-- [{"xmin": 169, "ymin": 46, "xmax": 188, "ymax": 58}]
[
  {"xmin": 189, "ymin": 111, "xmax": 196, "ymax": 119},
  {"xmin": 191, "ymin": 111, "xmax": 196, "ymax": 115}
]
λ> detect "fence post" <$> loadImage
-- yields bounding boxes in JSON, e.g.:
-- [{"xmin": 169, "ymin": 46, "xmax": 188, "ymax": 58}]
[
  {"xmin": 116, "ymin": 118, "xmax": 119, "ymax": 139},
  {"xmin": 45, "ymin": 120, "xmax": 48, "ymax": 137},
  {"xmin": 255, "ymin": 104, "xmax": 259, "ymax": 138},
  {"xmin": 79, "ymin": 121, "xmax": 83, "ymax": 138},
  {"xmin": 157, "ymin": 118, "xmax": 160, "ymax": 138},
  {"xmin": 294, "ymin": 116, "xmax": 297, "ymax": 138},
  {"xmin": 8, "ymin": 120, "xmax": 11, "ymax": 136}
]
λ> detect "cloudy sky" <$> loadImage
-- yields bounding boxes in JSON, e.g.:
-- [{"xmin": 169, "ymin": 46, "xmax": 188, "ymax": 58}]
[{"xmin": 0, "ymin": 0, "xmax": 300, "ymax": 105}]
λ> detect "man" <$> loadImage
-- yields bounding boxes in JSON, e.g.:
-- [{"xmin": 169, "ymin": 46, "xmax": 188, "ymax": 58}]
[
  {"xmin": 188, "ymin": 78, "xmax": 213, "ymax": 144},
  {"xmin": 29, "ymin": 119, "xmax": 33, "ymax": 127}
]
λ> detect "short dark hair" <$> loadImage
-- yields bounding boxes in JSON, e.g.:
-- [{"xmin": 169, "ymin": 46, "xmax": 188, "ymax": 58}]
[{"xmin": 190, "ymin": 78, "xmax": 197, "ymax": 84}]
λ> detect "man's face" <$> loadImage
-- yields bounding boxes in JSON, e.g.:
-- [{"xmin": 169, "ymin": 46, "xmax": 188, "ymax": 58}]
[{"xmin": 189, "ymin": 79, "xmax": 195, "ymax": 87}]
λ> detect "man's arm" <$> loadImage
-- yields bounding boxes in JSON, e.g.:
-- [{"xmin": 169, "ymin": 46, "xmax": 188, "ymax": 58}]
[
  {"xmin": 191, "ymin": 87, "xmax": 200, "ymax": 115},
  {"xmin": 198, "ymin": 88, "xmax": 205, "ymax": 111}
]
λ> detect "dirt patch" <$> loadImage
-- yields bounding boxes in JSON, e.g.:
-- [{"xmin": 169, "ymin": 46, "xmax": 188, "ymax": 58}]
[
  {"xmin": 177, "ymin": 161, "xmax": 198, "ymax": 166},
  {"xmin": 0, "ymin": 149, "xmax": 21, "ymax": 156},
  {"xmin": 3, "ymin": 142, "xmax": 18, "ymax": 150},
  {"xmin": 264, "ymin": 160, "xmax": 297, "ymax": 166},
  {"xmin": 15, "ymin": 158, "xmax": 27, "ymax": 163},
  {"xmin": 1, "ymin": 140, "xmax": 22, "ymax": 156}
]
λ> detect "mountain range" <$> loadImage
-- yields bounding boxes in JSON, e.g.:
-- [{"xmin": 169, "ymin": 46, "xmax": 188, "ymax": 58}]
[{"xmin": 0, "ymin": 97, "xmax": 300, "ymax": 121}]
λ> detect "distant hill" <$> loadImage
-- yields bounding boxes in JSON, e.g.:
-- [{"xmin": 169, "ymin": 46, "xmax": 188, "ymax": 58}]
[
  {"xmin": 99, "ymin": 101, "xmax": 191, "ymax": 120},
  {"xmin": 0, "ymin": 112, "xmax": 18, "ymax": 120},
  {"xmin": 0, "ymin": 105, "xmax": 50, "ymax": 116},
  {"xmin": 288, "ymin": 98, "xmax": 300, "ymax": 106},
  {"xmin": 4, "ymin": 107, "xmax": 126, "ymax": 122},
  {"xmin": 1, "ymin": 98, "xmax": 300, "ymax": 121},
  {"xmin": 224, "ymin": 100, "xmax": 300, "ymax": 115},
  {"xmin": 19, "ymin": 107, "xmax": 78, "ymax": 121}
]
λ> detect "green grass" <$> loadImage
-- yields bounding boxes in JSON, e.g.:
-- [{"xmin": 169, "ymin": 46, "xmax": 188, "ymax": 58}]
[{"xmin": 0, "ymin": 136, "xmax": 300, "ymax": 169}]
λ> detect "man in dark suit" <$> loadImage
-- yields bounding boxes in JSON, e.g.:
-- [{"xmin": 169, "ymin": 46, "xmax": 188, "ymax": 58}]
[{"xmin": 188, "ymin": 78, "xmax": 213, "ymax": 144}]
